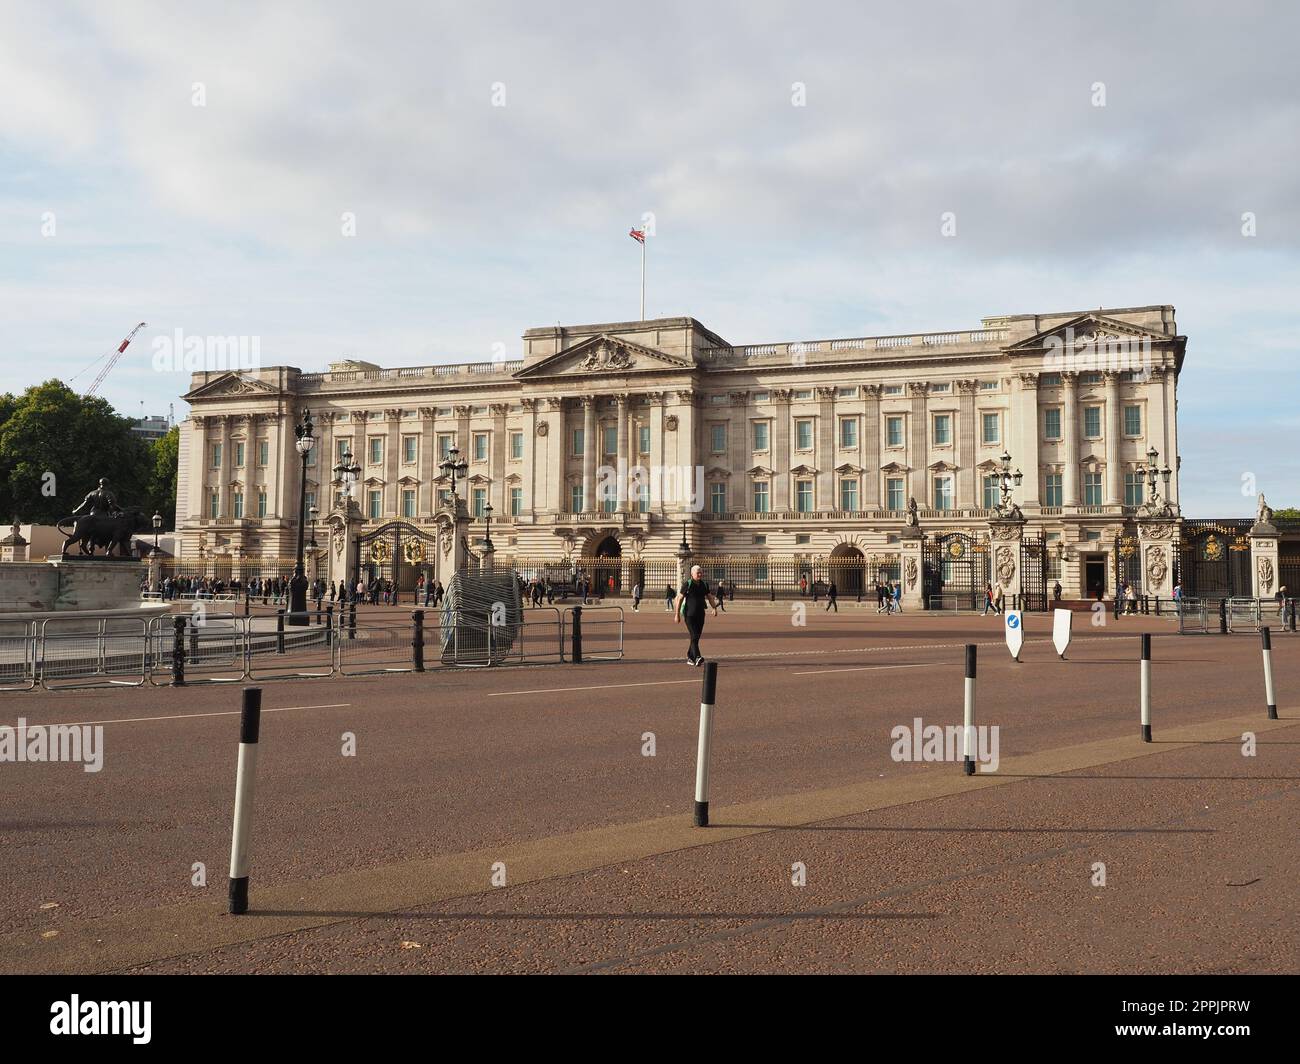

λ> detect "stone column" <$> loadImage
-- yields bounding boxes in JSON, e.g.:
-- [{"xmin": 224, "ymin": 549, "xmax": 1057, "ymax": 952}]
[
  {"xmin": 646, "ymin": 392, "xmax": 666, "ymax": 516},
  {"xmin": 989, "ymin": 518, "xmax": 1026, "ymax": 607},
  {"xmin": 957, "ymin": 379, "xmax": 977, "ymax": 509},
  {"xmin": 672, "ymin": 390, "xmax": 699, "ymax": 517},
  {"xmin": 1061, "ymin": 372, "xmax": 1080, "ymax": 506},
  {"xmin": 490, "ymin": 403, "xmax": 509, "ymax": 514},
  {"xmin": 862, "ymin": 385, "xmax": 882, "ymax": 509},
  {"xmin": 581, "ymin": 396, "xmax": 597, "ymax": 513},
  {"xmin": 771, "ymin": 389, "xmax": 792, "ymax": 512},
  {"xmin": 729, "ymin": 390, "xmax": 748, "ymax": 515},
  {"xmin": 217, "ymin": 415, "xmax": 232, "ymax": 519},
  {"xmin": 418, "ymin": 407, "xmax": 436, "ymax": 515},
  {"xmin": 1137, "ymin": 520, "xmax": 1178, "ymax": 602},
  {"xmin": 1103, "ymin": 371, "xmax": 1121, "ymax": 506},
  {"xmin": 816, "ymin": 387, "xmax": 835, "ymax": 512},
  {"xmin": 1015, "ymin": 373, "xmax": 1040, "ymax": 508},
  {"xmin": 908, "ymin": 383, "xmax": 929, "ymax": 504},
  {"xmin": 520, "ymin": 398, "xmax": 538, "ymax": 515},
  {"xmin": 615, "ymin": 393, "xmax": 630, "ymax": 513},
  {"xmin": 385, "ymin": 408, "xmax": 401, "ymax": 516},
  {"xmin": 544, "ymin": 397, "xmax": 565, "ymax": 515}
]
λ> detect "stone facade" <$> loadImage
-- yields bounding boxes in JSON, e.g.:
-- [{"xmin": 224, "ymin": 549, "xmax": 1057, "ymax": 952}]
[{"xmin": 174, "ymin": 305, "xmax": 1186, "ymax": 598}]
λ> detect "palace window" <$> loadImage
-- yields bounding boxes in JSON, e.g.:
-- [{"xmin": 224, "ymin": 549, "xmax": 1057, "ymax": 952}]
[
  {"xmin": 367, "ymin": 490, "xmax": 380, "ymax": 519},
  {"xmin": 933, "ymin": 414, "xmax": 952, "ymax": 446},
  {"xmin": 473, "ymin": 433, "xmax": 488, "ymax": 462},
  {"xmin": 793, "ymin": 389, "xmax": 813, "ymax": 400},
  {"xmin": 839, "ymin": 478, "xmax": 858, "ymax": 511},
  {"xmin": 258, "ymin": 490, "xmax": 268, "ymax": 518},
  {"xmin": 839, "ymin": 418, "xmax": 858, "ymax": 448},
  {"xmin": 1044, "ymin": 474, "xmax": 1063, "ymax": 507},
  {"xmin": 710, "ymin": 424, "xmax": 727, "ymax": 453},
  {"xmin": 752, "ymin": 421, "xmax": 769, "ymax": 451},
  {"xmin": 305, "ymin": 491, "xmax": 315, "ymax": 512},
  {"xmin": 337, "ymin": 439, "xmax": 353, "ymax": 463},
  {"xmin": 570, "ymin": 484, "xmax": 584, "ymax": 513},
  {"xmin": 795, "ymin": 420, "xmax": 813, "ymax": 450},
  {"xmin": 981, "ymin": 412, "xmax": 1000, "ymax": 445},
  {"xmin": 510, "ymin": 486, "xmax": 522, "ymax": 516},
  {"xmin": 752, "ymin": 391, "xmax": 769, "ymax": 403},
  {"xmin": 510, "ymin": 431, "xmax": 523, "ymax": 460},
  {"xmin": 796, "ymin": 534, "xmax": 811, "ymax": 545},
  {"xmin": 752, "ymin": 482, "xmax": 770, "ymax": 513},
  {"xmin": 882, "ymin": 385, "xmax": 904, "ymax": 395},
  {"xmin": 368, "ymin": 438, "xmax": 383, "ymax": 465},
  {"xmin": 602, "ymin": 425, "xmax": 617, "ymax": 456},
  {"xmin": 1040, "ymin": 372, "xmax": 1061, "ymax": 386},
  {"xmin": 258, "ymin": 439, "xmax": 269, "ymax": 466},
  {"xmin": 796, "ymin": 480, "xmax": 813, "ymax": 512},
  {"xmin": 836, "ymin": 386, "xmax": 858, "ymax": 399},
  {"xmin": 886, "ymin": 477, "xmax": 905, "ymax": 511},
  {"xmin": 472, "ymin": 487, "xmax": 486, "ymax": 517},
  {"xmin": 982, "ymin": 474, "xmax": 1000, "ymax": 509},
  {"xmin": 402, "ymin": 489, "xmax": 416, "ymax": 518},
  {"xmin": 886, "ymin": 415, "xmax": 904, "ymax": 447},
  {"xmin": 571, "ymin": 428, "xmax": 584, "ymax": 457},
  {"xmin": 930, "ymin": 382, "xmax": 951, "ymax": 394},
  {"xmin": 633, "ymin": 481, "xmax": 648, "ymax": 512},
  {"xmin": 710, "ymin": 483, "xmax": 727, "ymax": 515},
  {"xmin": 234, "ymin": 442, "xmax": 245, "ymax": 467},
  {"xmin": 601, "ymin": 489, "xmax": 616, "ymax": 514},
  {"xmin": 638, "ymin": 425, "xmax": 650, "ymax": 454},
  {"xmin": 1124, "ymin": 472, "xmax": 1145, "ymax": 507},
  {"xmin": 232, "ymin": 492, "xmax": 243, "ymax": 519},
  {"xmin": 1123, "ymin": 404, "xmax": 1142, "ymax": 436},
  {"xmin": 437, "ymin": 434, "xmax": 453, "ymax": 461},
  {"xmin": 752, "ymin": 534, "xmax": 767, "ymax": 546},
  {"xmin": 933, "ymin": 475, "xmax": 954, "ymax": 510},
  {"xmin": 1081, "ymin": 372, "xmax": 1103, "ymax": 385},
  {"xmin": 210, "ymin": 443, "xmax": 222, "ymax": 468},
  {"xmin": 209, "ymin": 490, "xmax": 219, "ymax": 518},
  {"xmin": 980, "ymin": 380, "xmax": 999, "ymax": 390},
  {"xmin": 1083, "ymin": 472, "xmax": 1103, "ymax": 506},
  {"xmin": 403, "ymin": 437, "xmax": 418, "ymax": 464},
  {"xmin": 1083, "ymin": 406, "xmax": 1102, "ymax": 439},
  {"xmin": 1044, "ymin": 408, "xmax": 1062, "ymax": 440}
]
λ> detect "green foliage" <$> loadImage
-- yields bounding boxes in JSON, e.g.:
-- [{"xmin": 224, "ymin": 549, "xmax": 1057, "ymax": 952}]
[
  {"xmin": 146, "ymin": 426, "xmax": 180, "ymax": 529},
  {"xmin": 0, "ymin": 380, "xmax": 153, "ymax": 525},
  {"xmin": 1272, "ymin": 507, "xmax": 1300, "ymax": 520}
]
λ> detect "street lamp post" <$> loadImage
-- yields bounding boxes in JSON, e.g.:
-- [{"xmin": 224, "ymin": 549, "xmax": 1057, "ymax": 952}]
[
  {"xmin": 151, "ymin": 511, "xmax": 162, "ymax": 554},
  {"xmin": 995, "ymin": 448, "xmax": 1024, "ymax": 517},
  {"xmin": 439, "ymin": 445, "xmax": 469, "ymax": 505},
  {"xmin": 289, "ymin": 409, "xmax": 315, "ymax": 625},
  {"xmin": 482, "ymin": 502, "xmax": 495, "ymax": 568},
  {"xmin": 1140, "ymin": 445, "xmax": 1174, "ymax": 514}
]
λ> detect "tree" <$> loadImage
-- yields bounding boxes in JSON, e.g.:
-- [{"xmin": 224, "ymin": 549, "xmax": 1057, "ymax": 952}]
[
  {"xmin": 1272, "ymin": 507, "xmax": 1300, "ymax": 520},
  {"xmin": 146, "ymin": 426, "xmax": 179, "ymax": 529},
  {"xmin": 0, "ymin": 380, "xmax": 151, "ymax": 525}
]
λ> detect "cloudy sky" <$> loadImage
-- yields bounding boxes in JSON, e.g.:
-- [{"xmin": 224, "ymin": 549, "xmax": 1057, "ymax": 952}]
[{"xmin": 1, "ymin": 0, "xmax": 1296, "ymax": 514}]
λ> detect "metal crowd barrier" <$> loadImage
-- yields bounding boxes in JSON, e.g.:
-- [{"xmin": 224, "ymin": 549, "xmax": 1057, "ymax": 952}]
[
  {"xmin": 246, "ymin": 611, "xmax": 336, "ymax": 680},
  {"xmin": 565, "ymin": 605, "xmax": 625, "ymax": 661},
  {"xmin": 39, "ymin": 616, "xmax": 149, "ymax": 690},
  {"xmin": 0, "ymin": 620, "xmax": 37, "ymax": 692},
  {"xmin": 336, "ymin": 613, "xmax": 416, "ymax": 676},
  {"xmin": 1176, "ymin": 597, "xmax": 1209, "ymax": 634},
  {"xmin": 1226, "ymin": 597, "xmax": 1263, "ymax": 633}
]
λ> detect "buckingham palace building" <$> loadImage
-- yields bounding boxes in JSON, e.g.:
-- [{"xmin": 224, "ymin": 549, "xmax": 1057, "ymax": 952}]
[{"xmin": 175, "ymin": 303, "xmax": 1203, "ymax": 606}]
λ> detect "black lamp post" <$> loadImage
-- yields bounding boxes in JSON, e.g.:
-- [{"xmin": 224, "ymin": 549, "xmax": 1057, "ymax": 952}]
[
  {"xmin": 482, "ymin": 502, "xmax": 494, "ymax": 551},
  {"xmin": 151, "ymin": 511, "xmax": 162, "ymax": 553},
  {"xmin": 678, "ymin": 519, "xmax": 690, "ymax": 555},
  {"xmin": 996, "ymin": 448, "xmax": 1024, "ymax": 516},
  {"xmin": 1141, "ymin": 445, "xmax": 1173, "ymax": 510},
  {"xmin": 439, "ymin": 444, "xmax": 469, "ymax": 505},
  {"xmin": 289, "ymin": 408, "xmax": 315, "ymax": 625}
]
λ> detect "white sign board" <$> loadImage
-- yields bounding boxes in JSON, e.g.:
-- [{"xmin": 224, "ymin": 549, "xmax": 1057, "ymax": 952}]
[
  {"xmin": 1052, "ymin": 608, "xmax": 1072, "ymax": 659},
  {"xmin": 1004, "ymin": 610, "xmax": 1024, "ymax": 661}
]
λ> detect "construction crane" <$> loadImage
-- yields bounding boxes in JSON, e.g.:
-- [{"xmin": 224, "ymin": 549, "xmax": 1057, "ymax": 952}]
[{"xmin": 79, "ymin": 322, "xmax": 148, "ymax": 396}]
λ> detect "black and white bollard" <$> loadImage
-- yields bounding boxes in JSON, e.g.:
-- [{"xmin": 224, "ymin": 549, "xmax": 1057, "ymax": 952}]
[
  {"xmin": 1262, "ymin": 627, "xmax": 1277, "ymax": 720},
  {"xmin": 1140, "ymin": 633, "xmax": 1152, "ymax": 742},
  {"xmin": 694, "ymin": 661, "xmax": 718, "ymax": 827},
  {"xmin": 228, "ymin": 687, "xmax": 262, "ymax": 915},
  {"xmin": 963, "ymin": 644, "xmax": 976, "ymax": 775}
]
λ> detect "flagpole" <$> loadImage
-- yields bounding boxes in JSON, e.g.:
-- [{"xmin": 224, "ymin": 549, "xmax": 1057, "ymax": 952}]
[{"xmin": 640, "ymin": 234, "xmax": 646, "ymax": 320}]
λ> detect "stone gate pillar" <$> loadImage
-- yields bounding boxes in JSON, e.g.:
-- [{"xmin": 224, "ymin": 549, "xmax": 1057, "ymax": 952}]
[
  {"xmin": 988, "ymin": 517, "xmax": 1026, "ymax": 607},
  {"xmin": 1137, "ymin": 520, "xmax": 1179, "ymax": 602},
  {"xmin": 328, "ymin": 502, "xmax": 365, "ymax": 589},
  {"xmin": 433, "ymin": 497, "xmax": 472, "ymax": 586},
  {"xmin": 899, "ymin": 527, "xmax": 925, "ymax": 611},
  {"xmin": 1250, "ymin": 518, "xmax": 1280, "ymax": 601}
]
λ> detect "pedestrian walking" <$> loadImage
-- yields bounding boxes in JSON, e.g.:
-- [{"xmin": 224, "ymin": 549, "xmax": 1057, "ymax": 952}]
[
  {"xmin": 981, "ymin": 582, "xmax": 994, "ymax": 616},
  {"xmin": 1052, "ymin": 580, "xmax": 1063, "ymax": 603},
  {"xmin": 991, "ymin": 582, "xmax": 1004, "ymax": 615},
  {"xmin": 825, "ymin": 580, "xmax": 838, "ymax": 612},
  {"xmin": 892, "ymin": 580, "xmax": 902, "ymax": 613},
  {"xmin": 664, "ymin": 583, "xmax": 675, "ymax": 612},
  {"xmin": 716, "ymin": 579, "xmax": 727, "ymax": 612},
  {"xmin": 1124, "ymin": 582, "xmax": 1137, "ymax": 615},
  {"xmin": 631, "ymin": 582, "xmax": 642, "ymax": 612},
  {"xmin": 674, "ymin": 564, "xmax": 720, "ymax": 666}
]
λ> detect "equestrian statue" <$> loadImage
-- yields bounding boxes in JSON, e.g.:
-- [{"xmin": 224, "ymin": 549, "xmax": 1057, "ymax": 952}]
[{"xmin": 57, "ymin": 479, "xmax": 152, "ymax": 559}]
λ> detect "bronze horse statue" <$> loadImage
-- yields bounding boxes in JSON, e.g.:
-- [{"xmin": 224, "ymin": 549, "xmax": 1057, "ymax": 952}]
[{"xmin": 57, "ymin": 510, "xmax": 152, "ymax": 559}]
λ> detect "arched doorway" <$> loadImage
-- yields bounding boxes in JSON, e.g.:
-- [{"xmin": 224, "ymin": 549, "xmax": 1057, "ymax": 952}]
[
  {"xmin": 829, "ymin": 544, "xmax": 865, "ymax": 596},
  {"xmin": 590, "ymin": 535, "xmax": 622, "ymax": 596}
]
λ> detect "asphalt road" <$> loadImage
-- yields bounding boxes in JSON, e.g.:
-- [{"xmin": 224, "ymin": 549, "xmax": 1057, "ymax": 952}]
[{"xmin": 2, "ymin": 605, "xmax": 1295, "ymax": 973}]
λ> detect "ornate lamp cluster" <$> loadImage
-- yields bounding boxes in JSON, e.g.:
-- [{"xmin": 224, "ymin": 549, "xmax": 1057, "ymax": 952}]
[
  {"xmin": 1139, "ymin": 445, "xmax": 1174, "ymax": 516},
  {"xmin": 995, "ymin": 448, "xmax": 1024, "ymax": 519}
]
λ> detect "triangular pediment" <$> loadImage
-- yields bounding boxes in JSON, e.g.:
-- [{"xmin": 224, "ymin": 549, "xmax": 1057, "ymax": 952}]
[
  {"xmin": 880, "ymin": 461, "xmax": 912, "ymax": 474},
  {"xmin": 514, "ymin": 334, "xmax": 694, "ymax": 379},
  {"xmin": 182, "ymin": 372, "xmax": 280, "ymax": 401},
  {"xmin": 1008, "ymin": 313, "xmax": 1166, "ymax": 352},
  {"xmin": 704, "ymin": 466, "xmax": 731, "ymax": 479},
  {"xmin": 928, "ymin": 460, "xmax": 958, "ymax": 472},
  {"xmin": 747, "ymin": 464, "xmax": 774, "ymax": 478},
  {"xmin": 790, "ymin": 463, "xmax": 818, "ymax": 476},
  {"xmin": 834, "ymin": 462, "xmax": 864, "ymax": 475}
]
